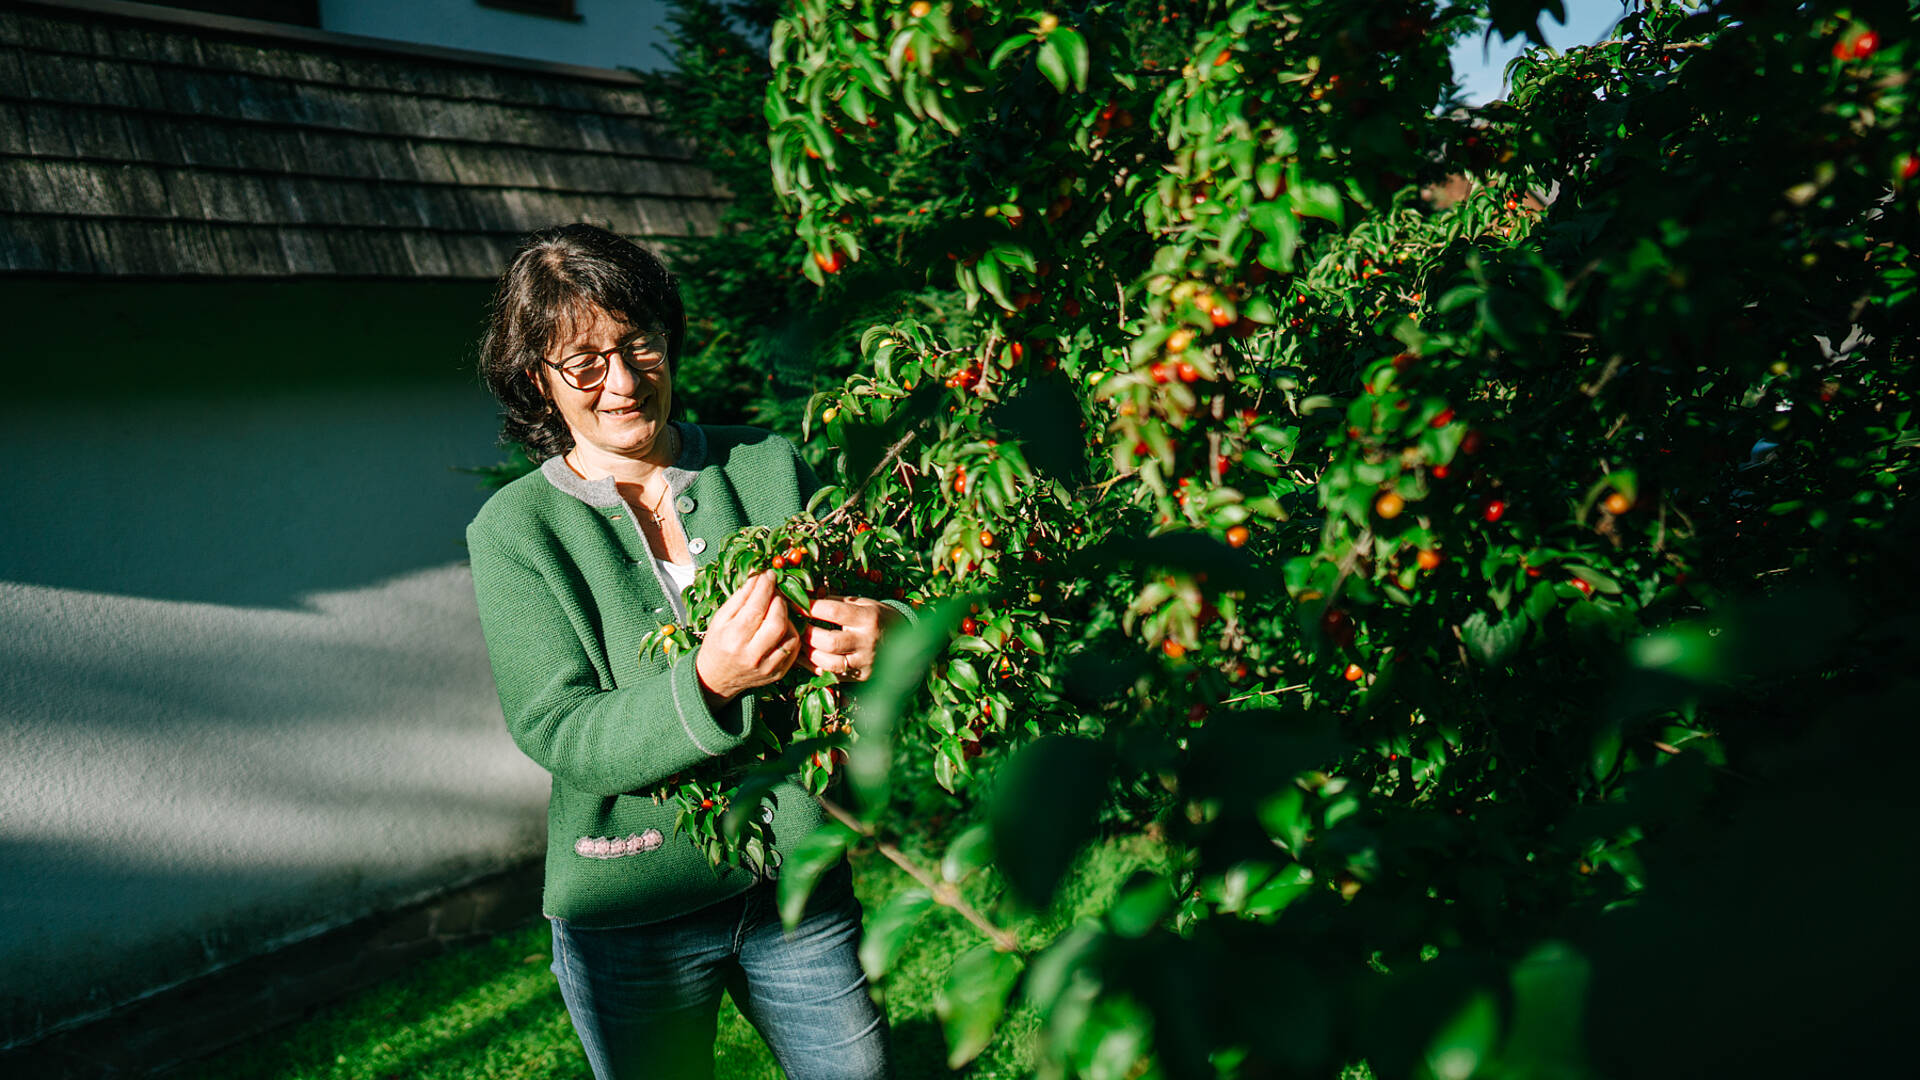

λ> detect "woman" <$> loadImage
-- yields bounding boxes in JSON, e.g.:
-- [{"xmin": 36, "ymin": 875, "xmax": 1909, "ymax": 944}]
[{"xmin": 467, "ymin": 223, "xmax": 898, "ymax": 1080}]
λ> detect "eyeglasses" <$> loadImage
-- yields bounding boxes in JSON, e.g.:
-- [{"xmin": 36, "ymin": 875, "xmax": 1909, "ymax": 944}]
[{"xmin": 544, "ymin": 335, "xmax": 670, "ymax": 391}]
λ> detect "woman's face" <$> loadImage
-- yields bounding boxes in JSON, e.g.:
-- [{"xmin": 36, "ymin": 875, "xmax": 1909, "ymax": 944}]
[{"xmin": 539, "ymin": 304, "xmax": 674, "ymax": 464}]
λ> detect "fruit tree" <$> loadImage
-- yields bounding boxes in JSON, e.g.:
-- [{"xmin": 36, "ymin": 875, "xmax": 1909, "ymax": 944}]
[{"xmin": 648, "ymin": 0, "xmax": 1919, "ymax": 1076}]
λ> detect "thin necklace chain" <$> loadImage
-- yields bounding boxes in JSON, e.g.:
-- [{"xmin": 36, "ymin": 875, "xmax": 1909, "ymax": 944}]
[{"xmin": 569, "ymin": 425, "xmax": 679, "ymax": 529}]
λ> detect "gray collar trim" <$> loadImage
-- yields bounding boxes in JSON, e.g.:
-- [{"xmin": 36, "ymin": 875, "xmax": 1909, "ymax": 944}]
[{"xmin": 538, "ymin": 422, "xmax": 709, "ymax": 508}]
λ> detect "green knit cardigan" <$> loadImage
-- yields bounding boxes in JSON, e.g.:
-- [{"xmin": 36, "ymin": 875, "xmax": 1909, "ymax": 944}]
[{"xmin": 467, "ymin": 422, "xmax": 830, "ymax": 927}]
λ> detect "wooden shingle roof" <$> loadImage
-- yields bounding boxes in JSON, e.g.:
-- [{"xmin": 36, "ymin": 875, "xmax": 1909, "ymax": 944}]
[{"xmin": 0, "ymin": 0, "xmax": 725, "ymax": 278}]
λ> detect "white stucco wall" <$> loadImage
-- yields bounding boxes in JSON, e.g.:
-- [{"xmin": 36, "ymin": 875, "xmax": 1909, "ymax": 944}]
[
  {"xmin": 0, "ymin": 383, "xmax": 549, "ymax": 1048},
  {"xmin": 319, "ymin": 0, "xmax": 675, "ymax": 72}
]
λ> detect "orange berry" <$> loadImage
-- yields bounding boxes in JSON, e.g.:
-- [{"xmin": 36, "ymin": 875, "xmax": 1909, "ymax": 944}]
[
  {"xmin": 1374, "ymin": 492, "xmax": 1405, "ymax": 520},
  {"xmin": 1225, "ymin": 525, "xmax": 1250, "ymax": 548},
  {"xmin": 1343, "ymin": 663, "xmax": 1364, "ymax": 682},
  {"xmin": 1416, "ymin": 548, "xmax": 1443, "ymax": 571},
  {"xmin": 1602, "ymin": 492, "xmax": 1632, "ymax": 515}
]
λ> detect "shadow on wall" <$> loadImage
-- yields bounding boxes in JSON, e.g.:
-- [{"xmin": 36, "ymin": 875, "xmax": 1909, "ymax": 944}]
[
  {"xmin": 0, "ymin": 564, "xmax": 550, "ymax": 1049},
  {"xmin": 0, "ymin": 279, "xmax": 504, "ymax": 608},
  {"xmin": 0, "ymin": 280, "xmax": 550, "ymax": 1048}
]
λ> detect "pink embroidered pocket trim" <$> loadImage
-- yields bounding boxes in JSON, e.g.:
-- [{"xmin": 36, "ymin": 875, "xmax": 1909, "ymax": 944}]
[{"xmin": 575, "ymin": 829, "xmax": 665, "ymax": 859}]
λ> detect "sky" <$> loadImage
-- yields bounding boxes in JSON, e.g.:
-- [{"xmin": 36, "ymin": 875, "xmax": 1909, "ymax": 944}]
[{"xmin": 1449, "ymin": 0, "xmax": 1631, "ymax": 105}]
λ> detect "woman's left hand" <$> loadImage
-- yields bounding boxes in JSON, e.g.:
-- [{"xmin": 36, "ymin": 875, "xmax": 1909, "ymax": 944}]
[{"xmin": 801, "ymin": 596, "xmax": 899, "ymax": 682}]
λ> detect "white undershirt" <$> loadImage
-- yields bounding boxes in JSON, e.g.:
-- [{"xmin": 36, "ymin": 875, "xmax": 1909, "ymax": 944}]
[{"xmin": 653, "ymin": 555, "xmax": 695, "ymax": 623}]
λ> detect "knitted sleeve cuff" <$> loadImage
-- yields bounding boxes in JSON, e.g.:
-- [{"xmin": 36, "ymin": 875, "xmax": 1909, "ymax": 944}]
[{"xmin": 669, "ymin": 649, "xmax": 754, "ymax": 756}]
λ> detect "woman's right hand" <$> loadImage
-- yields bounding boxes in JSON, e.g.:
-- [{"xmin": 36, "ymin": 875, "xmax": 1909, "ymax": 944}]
[{"xmin": 694, "ymin": 571, "xmax": 800, "ymax": 706}]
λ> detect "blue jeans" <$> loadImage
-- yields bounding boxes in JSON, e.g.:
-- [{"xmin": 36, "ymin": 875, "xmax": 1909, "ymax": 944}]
[{"xmin": 548, "ymin": 861, "xmax": 893, "ymax": 1080}]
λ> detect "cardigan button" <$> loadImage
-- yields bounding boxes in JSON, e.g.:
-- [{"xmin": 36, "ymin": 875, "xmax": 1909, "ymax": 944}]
[
  {"xmin": 676, "ymin": 495, "xmax": 696, "ymax": 513},
  {"xmin": 688, "ymin": 537, "xmax": 707, "ymax": 555}
]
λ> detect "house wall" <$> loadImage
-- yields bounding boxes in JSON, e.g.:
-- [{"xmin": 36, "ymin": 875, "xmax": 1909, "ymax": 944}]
[
  {"xmin": 0, "ymin": 280, "xmax": 551, "ymax": 1050},
  {"xmin": 318, "ymin": 0, "xmax": 675, "ymax": 72}
]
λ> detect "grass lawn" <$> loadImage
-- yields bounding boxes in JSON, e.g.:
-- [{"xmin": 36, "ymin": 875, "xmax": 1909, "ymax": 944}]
[{"xmin": 182, "ymin": 837, "xmax": 1163, "ymax": 1079}]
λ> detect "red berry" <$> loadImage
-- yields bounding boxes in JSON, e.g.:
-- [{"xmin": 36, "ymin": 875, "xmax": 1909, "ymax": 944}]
[
  {"xmin": 1150, "ymin": 362, "xmax": 1171, "ymax": 384},
  {"xmin": 1901, "ymin": 154, "xmax": 1920, "ymax": 181},
  {"xmin": 1162, "ymin": 639, "xmax": 1188, "ymax": 660},
  {"xmin": 771, "ymin": 553, "xmax": 789, "ymax": 569},
  {"xmin": 1321, "ymin": 608, "xmax": 1355, "ymax": 647},
  {"xmin": 1416, "ymin": 548, "xmax": 1442, "ymax": 571},
  {"xmin": 1482, "ymin": 498, "xmax": 1507, "ymax": 523},
  {"xmin": 1431, "ymin": 464, "xmax": 1450, "ymax": 480},
  {"xmin": 1208, "ymin": 305, "xmax": 1232, "ymax": 328},
  {"xmin": 1854, "ymin": 30, "xmax": 1879, "ymax": 57},
  {"xmin": 1460, "ymin": 430, "xmax": 1486, "ymax": 455},
  {"xmin": 1186, "ymin": 703, "xmax": 1209, "ymax": 723},
  {"xmin": 700, "ymin": 798, "xmax": 715, "ymax": 809},
  {"xmin": 1430, "ymin": 408, "xmax": 1455, "ymax": 428},
  {"xmin": 813, "ymin": 249, "xmax": 844, "ymax": 274},
  {"xmin": 1213, "ymin": 48, "xmax": 1232, "ymax": 67},
  {"xmin": 961, "ymin": 616, "xmax": 980, "ymax": 636},
  {"xmin": 1571, "ymin": 577, "xmax": 1594, "ymax": 597}
]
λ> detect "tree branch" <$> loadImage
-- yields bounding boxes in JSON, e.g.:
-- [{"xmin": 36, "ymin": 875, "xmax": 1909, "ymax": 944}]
[
  {"xmin": 819, "ymin": 428, "xmax": 923, "ymax": 527},
  {"xmin": 818, "ymin": 795, "xmax": 1023, "ymax": 953}
]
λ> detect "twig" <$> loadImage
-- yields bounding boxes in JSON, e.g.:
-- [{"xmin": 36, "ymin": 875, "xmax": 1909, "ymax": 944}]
[
  {"xmin": 819, "ymin": 428, "xmax": 923, "ymax": 527},
  {"xmin": 1220, "ymin": 683, "xmax": 1309, "ymax": 704},
  {"xmin": 819, "ymin": 796, "xmax": 1023, "ymax": 953},
  {"xmin": 1580, "ymin": 354, "xmax": 1624, "ymax": 398}
]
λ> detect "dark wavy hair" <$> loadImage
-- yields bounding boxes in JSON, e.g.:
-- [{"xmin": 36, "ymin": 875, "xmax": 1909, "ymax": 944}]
[{"xmin": 479, "ymin": 224, "xmax": 687, "ymax": 462}]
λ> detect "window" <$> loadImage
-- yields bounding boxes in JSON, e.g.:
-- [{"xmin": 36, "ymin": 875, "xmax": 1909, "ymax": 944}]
[{"xmin": 477, "ymin": 0, "xmax": 581, "ymax": 20}]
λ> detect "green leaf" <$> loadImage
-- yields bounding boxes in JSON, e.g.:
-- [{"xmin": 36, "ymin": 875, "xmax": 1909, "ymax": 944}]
[
  {"xmin": 990, "ymin": 735, "xmax": 1110, "ymax": 908},
  {"xmin": 1035, "ymin": 38, "xmax": 1070, "ymax": 94},
  {"xmin": 941, "ymin": 822, "xmax": 993, "ymax": 883},
  {"xmin": 1501, "ymin": 942, "xmax": 1590, "ymax": 1074},
  {"xmin": 1461, "ymin": 610, "xmax": 1526, "ymax": 666},
  {"xmin": 936, "ymin": 943, "xmax": 1023, "ymax": 1068},
  {"xmin": 1106, "ymin": 871, "xmax": 1175, "ymax": 937},
  {"xmin": 948, "ymin": 656, "xmax": 983, "ymax": 692},
  {"xmin": 1251, "ymin": 201, "xmax": 1300, "ymax": 270},
  {"xmin": 1015, "ymin": 623, "xmax": 1048, "ymax": 654},
  {"xmin": 776, "ymin": 573, "xmax": 812, "ymax": 613},
  {"xmin": 1564, "ymin": 565, "xmax": 1622, "ymax": 594},
  {"xmin": 1422, "ymin": 989, "xmax": 1500, "ymax": 1080},
  {"xmin": 1050, "ymin": 27, "xmax": 1090, "ymax": 91},
  {"xmin": 1023, "ymin": 924, "xmax": 1100, "ymax": 1012},
  {"xmin": 850, "ymin": 598, "xmax": 968, "ymax": 811},
  {"xmin": 858, "ymin": 886, "xmax": 933, "ymax": 985},
  {"xmin": 775, "ymin": 821, "xmax": 855, "ymax": 929},
  {"xmin": 1286, "ymin": 164, "xmax": 1344, "ymax": 227},
  {"xmin": 974, "ymin": 250, "xmax": 1015, "ymax": 311},
  {"xmin": 988, "ymin": 32, "xmax": 1035, "ymax": 70}
]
